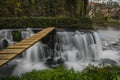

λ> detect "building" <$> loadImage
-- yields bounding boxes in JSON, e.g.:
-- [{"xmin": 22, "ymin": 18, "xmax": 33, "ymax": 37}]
[
  {"xmin": 89, "ymin": 0, "xmax": 120, "ymax": 5},
  {"xmin": 89, "ymin": 0, "xmax": 108, "ymax": 3},
  {"xmin": 89, "ymin": 0, "xmax": 102, "ymax": 3},
  {"xmin": 89, "ymin": 0, "xmax": 120, "ymax": 19}
]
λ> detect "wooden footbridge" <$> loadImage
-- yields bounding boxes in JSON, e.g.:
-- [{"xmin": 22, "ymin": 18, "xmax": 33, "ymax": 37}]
[{"xmin": 0, "ymin": 27, "xmax": 55, "ymax": 67}]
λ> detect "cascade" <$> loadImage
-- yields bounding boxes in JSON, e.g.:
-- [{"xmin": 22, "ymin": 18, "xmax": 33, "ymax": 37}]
[
  {"xmin": 0, "ymin": 29, "xmax": 120, "ymax": 76},
  {"xmin": 0, "ymin": 30, "xmax": 14, "ymax": 50},
  {"xmin": 55, "ymin": 31, "xmax": 120, "ymax": 71},
  {"xmin": 12, "ymin": 29, "xmax": 49, "ymax": 76}
]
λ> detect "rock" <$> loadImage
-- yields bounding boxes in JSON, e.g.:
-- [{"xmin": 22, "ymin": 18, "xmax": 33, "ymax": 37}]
[
  {"xmin": 45, "ymin": 56, "xmax": 54, "ymax": 65},
  {"xmin": 99, "ymin": 58, "xmax": 117, "ymax": 66},
  {"xmin": 112, "ymin": 43, "xmax": 119, "ymax": 46},
  {"xmin": 3, "ymin": 39, "xmax": 8, "ymax": 48},
  {"xmin": 45, "ymin": 56, "xmax": 64, "ymax": 68},
  {"xmin": 54, "ymin": 57, "xmax": 64, "ymax": 64}
]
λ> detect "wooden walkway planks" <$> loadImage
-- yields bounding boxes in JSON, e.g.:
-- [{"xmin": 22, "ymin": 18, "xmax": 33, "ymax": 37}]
[
  {"xmin": 0, "ymin": 27, "xmax": 55, "ymax": 67},
  {"xmin": 0, "ymin": 54, "xmax": 18, "ymax": 60},
  {"xmin": 7, "ymin": 45, "xmax": 30, "ymax": 49},
  {"xmin": 0, "ymin": 49, "xmax": 25, "ymax": 54}
]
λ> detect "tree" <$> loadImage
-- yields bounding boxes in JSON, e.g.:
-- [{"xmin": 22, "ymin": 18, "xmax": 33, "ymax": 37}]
[
  {"xmin": 0, "ymin": 0, "xmax": 89, "ymax": 18},
  {"xmin": 64, "ymin": 0, "xmax": 77, "ymax": 17},
  {"xmin": 84, "ymin": 0, "xmax": 88, "ymax": 16}
]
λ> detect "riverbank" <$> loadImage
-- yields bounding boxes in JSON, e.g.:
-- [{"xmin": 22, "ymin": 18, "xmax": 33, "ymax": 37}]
[
  {"xmin": 1, "ymin": 66, "xmax": 120, "ymax": 80},
  {"xmin": 0, "ymin": 17, "xmax": 93, "ymax": 29},
  {"xmin": 0, "ymin": 17, "xmax": 119, "ymax": 30},
  {"xmin": 93, "ymin": 19, "xmax": 120, "ymax": 29}
]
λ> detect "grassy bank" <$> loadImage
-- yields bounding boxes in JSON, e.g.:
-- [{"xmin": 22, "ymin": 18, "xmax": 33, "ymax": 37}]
[
  {"xmin": 1, "ymin": 66, "xmax": 120, "ymax": 80},
  {"xmin": 0, "ymin": 17, "xmax": 93, "ymax": 29},
  {"xmin": 93, "ymin": 19, "xmax": 120, "ymax": 27}
]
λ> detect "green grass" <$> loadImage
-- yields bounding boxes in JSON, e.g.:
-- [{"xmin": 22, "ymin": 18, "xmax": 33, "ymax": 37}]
[{"xmin": 1, "ymin": 65, "xmax": 120, "ymax": 80}]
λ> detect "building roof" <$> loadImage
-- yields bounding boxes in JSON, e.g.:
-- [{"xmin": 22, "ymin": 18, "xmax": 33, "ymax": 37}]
[{"xmin": 89, "ymin": 0, "xmax": 120, "ymax": 3}]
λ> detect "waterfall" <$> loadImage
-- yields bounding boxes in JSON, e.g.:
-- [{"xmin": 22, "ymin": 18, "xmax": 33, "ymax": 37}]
[
  {"xmin": 55, "ymin": 31, "xmax": 98, "ymax": 60},
  {"xmin": 54, "ymin": 31, "xmax": 99, "ymax": 71},
  {"xmin": 55, "ymin": 31, "xmax": 120, "ymax": 71},
  {"xmin": 12, "ymin": 42, "xmax": 49, "ymax": 76},
  {"xmin": 0, "ymin": 30, "xmax": 14, "ymax": 50},
  {"xmin": 12, "ymin": 29, "xmax": 49, "ymax": 76},
  {"xmin": 0, "ymin": 29, "xmax": 120, "ymax": 76}
]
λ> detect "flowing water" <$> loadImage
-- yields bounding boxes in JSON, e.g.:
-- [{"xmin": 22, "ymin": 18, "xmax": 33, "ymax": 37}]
[
  {"xmin": 0, "ymin": 30, "xmax": 14, "ymax": 50},
  {"xmin": 55, "ymin": 29, "xmax": 120, "ymax": 71},
  {"xmin": 0, "ymin": 28, "xmax": 120, "ymax": 76},
  {"xmin": 12, "ymin": 29, "xmax": 49, "ymax": 76}
]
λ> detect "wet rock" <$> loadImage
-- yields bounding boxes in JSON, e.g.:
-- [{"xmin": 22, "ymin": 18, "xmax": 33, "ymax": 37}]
[
  {"xmin": 3, "ymin": 39, "xmax": 8, "ymax": 48},
  {"xmin": 112, "ymin": 43, "xmax": 119, "ymax": 46},
  {"xmin": 45, "ymin": 56, "xmax": 54, "ymax": 65},
  {"xmin": 99, "ymin": 58, "xmax": 117, "ymax": 66},
  {"xmin": 54, "ymin": 57, "xmax": 64, "ymax": 64},
  {"xmin": 103, "ymin": 46, "xmax": 108, "ymax": 50},
  {"xmin": 51, "ymin": 57, "xmax": 64, "ymax": 68},
  {"xmin": 45, "ymin": 56, "xmax": 64, "ymax": 68}
]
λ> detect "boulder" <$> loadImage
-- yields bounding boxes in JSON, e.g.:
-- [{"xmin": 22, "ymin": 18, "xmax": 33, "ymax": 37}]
[
  {"xmin": 3, "ymin": 39, "xmax": 8, "ymax": 48},
  {"xmin": 99, "ymin": 58, "xmax": 117, "ymax": 66}
]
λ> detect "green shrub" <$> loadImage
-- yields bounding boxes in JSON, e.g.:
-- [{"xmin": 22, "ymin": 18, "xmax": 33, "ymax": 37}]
[
  {"xmin": 0, "ymin": 76, "xmax": 20, "ymax": 80},
  {"xmin": 0, "ymin": 17, "xmax": 93, "ymax": 29},
  {"xmin": 12, "ymin": 31, "xmax": 21, "ymax": 41},
  {"xmin": 1, "ymin": 66, "xmax": 120, "ymax": 80}
]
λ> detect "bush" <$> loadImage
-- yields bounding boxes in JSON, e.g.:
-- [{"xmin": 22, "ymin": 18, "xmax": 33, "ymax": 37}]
[
  {"xmin": 0, "ymin": 76, "xmax": 20, "ymax": 80},
  {"xmin": 1, "ymin": 66, "xmax": 120, "ymax": 80},
  {"xmin": 0, "ymin": 17, "xmax": 93, "ymax": 29}
]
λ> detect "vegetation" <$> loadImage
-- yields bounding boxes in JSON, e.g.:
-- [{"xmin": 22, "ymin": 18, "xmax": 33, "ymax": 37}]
[
  {"xmin": 0, "ymin": 0, "xmax": 88, "ymax": 18},
  {"xmin": 0, "ymin": 0, "xmax": 92, "ymax": 29},
  {"xmin": 0, "ymin": 17, "xmax": 92, "ymax": 29},
  {"xmin": 93, "ymin": 19, "xmax": 120, "ymax": 27},
  {"xmin": 12, "ymin": 31, "xmax": 22, "ymax": 41},
  {"xmin": 1, "ymin": 65, "xmax": 120, "ymax": 80}
]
